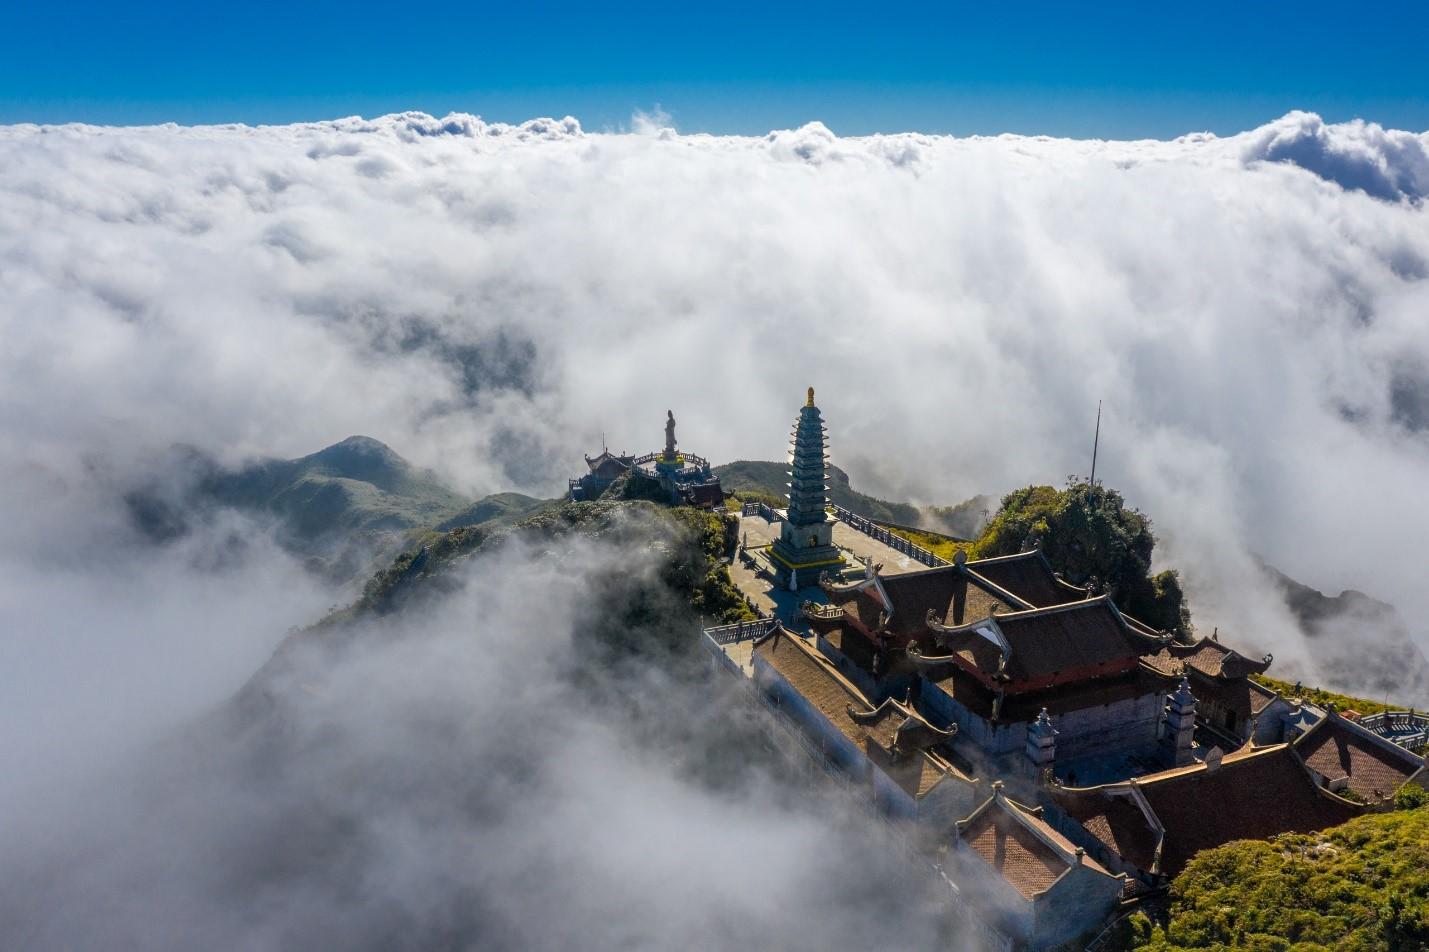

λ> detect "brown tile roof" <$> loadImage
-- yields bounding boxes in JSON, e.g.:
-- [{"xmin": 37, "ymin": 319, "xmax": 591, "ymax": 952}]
[
  {"xmin": 1050, "ymin": 788, "xmax": 1160, "ymax": 874},
  {"xmin": 753, "ymin": 629, "xmax": 963, "ymax": 799},
  {"xmin": 962, "ymin": 804, "xmax": 1071, "ymax": 900},
  {"xmin": 1293, "ymin": 713, "xmax": 1426, "ymax": 802},
  {"xmin": 876, "ymin": 565, "xmax": 974, "ymax": 637},
  {"xmin": 934, "ymin": 597, "xmax": 1151, "ymax": 684},
  {"xmin": 965, "ymin": 551, "xmax": 1089, "ymax": 608},
  {"xmin": 1249, "ymin": 680, "xmax": 1280, "ymax": 715},
  {"xmin": 753, "ymin": 627, "xmax": 870, "ymax": 747},
  {"xmin": 850, "ymin": 696, "xmax": 958, "ymax": 755},
  {"xmin": 683, "ymin": 481, "xmax": 725, "ymax": 508},
  {"xmin": 1133, "ymin": 744, "xmax": 1362, "ymax": 876},
  {"xmin": 959, "ymin": 793, "xmax": 1108, "ymax": 900},
  {"xmin": 1144, "ymin": 637, "xmax": 1272, "ymax": 681},
  {"xmin": 867, "ymin": 745, "xmax": 958, "ymax": 798}
]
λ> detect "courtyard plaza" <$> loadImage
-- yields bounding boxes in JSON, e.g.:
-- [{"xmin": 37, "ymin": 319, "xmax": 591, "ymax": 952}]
[{"xmin": 727, "ymin": 508, "xmax": 927, "ymax": 620}]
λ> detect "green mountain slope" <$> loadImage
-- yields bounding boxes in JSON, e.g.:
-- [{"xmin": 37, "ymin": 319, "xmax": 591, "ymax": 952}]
[
  {"xmin": 128, "ymin": 436, "xmax": 546, "ymax": 583},
  {"xmin": 434, "ymin": 491, "xmax": 548, "ymax": 532},
  {"xmin": 714, "ymin": 459, "xmax": 988, "ymax": 537},
  {"xmin": 201, "ymin": 435, "xmax": 474, "ymax": 540}
]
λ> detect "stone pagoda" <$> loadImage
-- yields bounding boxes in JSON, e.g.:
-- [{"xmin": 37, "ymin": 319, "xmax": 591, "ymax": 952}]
[{"xmin": 769, "ymin": 387, "xmax": 844, "ymax": 588}]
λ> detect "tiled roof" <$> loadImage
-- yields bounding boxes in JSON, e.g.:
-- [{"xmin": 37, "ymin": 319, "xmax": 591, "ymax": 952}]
[
  {"xmin": 1293, "ymin": 713, "xmax": 1426, "ymax": 802},
  {"xmin": 876, "ymin": 565, "xmax": 974, "ymax": 637},
  {"xmin": 935, "ymin": 598, "xmax": 1149, "ymax": 684},
  {"xmin": 867, "ymin": 745, "xmax": 957, "ymax": 798},
  {"xmin": 1134, "ymin": 745, "xmax": 1362, "ymax": 876},
  {"xmin": 1144, "ymin": 638, "xmax": 1272, "ymax": 681},
  {"xmin": 849, "ymin": 696, "xmax": 957, "ymax": 756},
  {"xmin": 962, "ymin": 805, "xmax": 1071, "ymax": 900},
  {"xmin": 959, "ymin": 793, "xmax": 1109, "ymax": 901},
  {"xmin": 1050, "ymin": 788, "xmax": 1159, "ymax": 873},
  {"xmin": 753, "ymin": 629, "xmax": 962, "ymax": 799},
  {"xmin": 965, "ymin": 551, "xmax": 1089, "ymax": 608},
  {"xmin": 753, "ymin": 627, "xmax": 870, "ymax": 747}
]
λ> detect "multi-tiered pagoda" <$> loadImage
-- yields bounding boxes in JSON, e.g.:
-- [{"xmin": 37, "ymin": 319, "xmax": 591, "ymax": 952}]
[{"xmin": 769, "ymin": 387, "xmax": 844, "ymax": 588}]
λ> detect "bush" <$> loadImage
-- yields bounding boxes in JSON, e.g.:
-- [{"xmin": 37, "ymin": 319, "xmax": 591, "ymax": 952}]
[{"xmin": 973, "ymin": 480, "xmax": 1190, "ymax": 634}]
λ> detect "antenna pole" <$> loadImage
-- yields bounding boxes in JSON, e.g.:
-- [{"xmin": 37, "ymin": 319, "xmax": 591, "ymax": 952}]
[{"xmin": 1090, "ymin": 401, "xmax": 1102, "ymax": 488}]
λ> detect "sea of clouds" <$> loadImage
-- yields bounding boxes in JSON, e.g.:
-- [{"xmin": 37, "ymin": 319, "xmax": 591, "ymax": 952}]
[{"xmin": 1, "ymin": 109, "xmax": 1428, "ymax": 947}]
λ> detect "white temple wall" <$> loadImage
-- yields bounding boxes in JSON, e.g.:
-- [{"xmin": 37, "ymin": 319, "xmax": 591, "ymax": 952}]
[
  {"xmin": 1052, "ymin": 692, "xmax": 1163, "ymax": 761},
  {"xmin": 920, "ymin": 681, "xmax": 1027, "ymax": 755},
  {"xmin": 1031, "ymin": 866, "xmax": 1123, "ymax": 948},
  {"xmin": 872, "ymin": 768, "xmax": 918, "ymax": 820}
]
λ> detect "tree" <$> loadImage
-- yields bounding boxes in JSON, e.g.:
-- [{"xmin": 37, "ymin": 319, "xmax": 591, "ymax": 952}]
[{"xmin": 974, "ymin": 479, "xmax": 1191, "ymax": 635}]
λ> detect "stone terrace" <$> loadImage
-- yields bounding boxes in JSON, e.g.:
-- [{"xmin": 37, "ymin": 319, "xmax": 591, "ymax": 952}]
[{"xmin": 728, "ymin": 509, "xmax": 931, "ymax": 622}]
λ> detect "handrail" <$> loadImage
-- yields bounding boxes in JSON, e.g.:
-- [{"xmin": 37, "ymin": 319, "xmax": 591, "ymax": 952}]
[{"xmin": 831, "ymin": 504, "xmax": 950, "ymax": 568}]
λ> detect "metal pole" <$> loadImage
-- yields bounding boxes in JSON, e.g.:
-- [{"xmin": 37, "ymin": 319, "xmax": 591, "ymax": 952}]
[{"xmin": 1090, "ymin": 400, "xmax": 1102, "ymax": 487}]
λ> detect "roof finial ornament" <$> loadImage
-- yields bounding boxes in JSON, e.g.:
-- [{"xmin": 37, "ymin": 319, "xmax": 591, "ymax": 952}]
[{"xmin": 806, "ymin": 386, "xmax": 815, "ymax": 407}]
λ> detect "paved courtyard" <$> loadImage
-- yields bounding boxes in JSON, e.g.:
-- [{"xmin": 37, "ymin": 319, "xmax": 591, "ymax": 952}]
[{"xmin": 726, "ymin": 511, "xmax": 930, "ymax": 625}]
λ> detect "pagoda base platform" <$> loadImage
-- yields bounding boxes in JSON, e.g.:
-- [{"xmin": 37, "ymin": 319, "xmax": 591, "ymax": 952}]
[{"xmin": 767, "ymin": 542, "xmax": 846, "ymax": 590}]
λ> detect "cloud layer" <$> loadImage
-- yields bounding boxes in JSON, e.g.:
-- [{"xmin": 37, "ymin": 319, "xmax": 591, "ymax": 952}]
[
  {"xmin": 0, "ymin": 536, "xmax": 953, "ymax": 950},
  {"xmin": 2, "ymin": 109, "xmax": 1428, "ymax": 727}
]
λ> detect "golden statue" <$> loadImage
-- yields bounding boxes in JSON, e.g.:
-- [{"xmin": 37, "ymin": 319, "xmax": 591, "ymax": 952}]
[{"xmin": 806, "ymin": 386, "xmax": 815, "ymax": 407}]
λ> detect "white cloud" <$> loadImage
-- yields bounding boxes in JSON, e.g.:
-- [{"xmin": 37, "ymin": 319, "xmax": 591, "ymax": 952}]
[{"xmin": 2, "ymin": 110, "xmax": 1428, "ymax": 705}]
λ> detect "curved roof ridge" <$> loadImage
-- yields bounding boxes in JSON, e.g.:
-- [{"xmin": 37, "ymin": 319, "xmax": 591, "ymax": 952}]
[
  {"xmin": 929, "ymin": 593, "xmax": 1117, "ymax": 636},
  {"xmin": 961, "ymin": 570, "xmax": 1036, "ymax": 611}
]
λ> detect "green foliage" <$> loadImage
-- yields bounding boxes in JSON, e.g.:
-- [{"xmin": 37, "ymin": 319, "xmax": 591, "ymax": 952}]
[
  {"xmin": 885, "ymin": 525, "xmax": 973, "ymax": 563},
  {"xmin": 1395, "ymin": 784, "xmax": 1429, "ymax": 811},
  {"xmin": 1134, "ymin": 809, "xmax": 1429, "ymax": 951},
  {"xmin": 1251, "ymin": 675, "xmax": 1401, "ymax": 717},
  {"xmin": 342, "ymin": 499, "xmax": 753, "ymax": 633},
  {"xmin": 973, "ymin": 480, "xmax": 1191, "ymax": 634}
]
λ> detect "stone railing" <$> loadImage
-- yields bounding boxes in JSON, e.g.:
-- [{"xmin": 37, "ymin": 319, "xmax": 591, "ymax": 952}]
[
  {"xmin": 802, "ymin": 601, "xmax": 844, "ymax": 621},
  {"xmin": 702, "ymin": 617, "xmax": 778, "ymax": 646},
  {"xmin": 1358, "ymin": 710, "xmax": 1429, "ymax": 750},
  {"xmin": 632, "ymin": 450, "xmax": 710, "ymax": 469},
  {"xmin": 831, "ymin": 504, "xmax": 949, "ymax": 568},
  {"xmin": 741, "ymin": 500, "xmax": 784, "ymax": 522}
]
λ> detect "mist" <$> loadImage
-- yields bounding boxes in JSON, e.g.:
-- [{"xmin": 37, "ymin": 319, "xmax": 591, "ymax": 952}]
[
  {"xmin": 4, "ymin": 110, "xmax": 1429, "ymax": 701},
  {"xmin": 2, "ymin": 105, "xmax": 1429, "ymax": 947},
  {"xmin": 0, "ymin": 532, "xmax": 954, "ymax": 950}
]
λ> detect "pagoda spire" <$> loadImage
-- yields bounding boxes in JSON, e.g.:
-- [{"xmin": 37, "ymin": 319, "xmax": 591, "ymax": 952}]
[
  {"xmin": 785, "ymin": 387, "xmax": 830, "ymax": 526},
  {"xmin": 769, "ymin": 387, "xmax": 843, "ymax": 587}
]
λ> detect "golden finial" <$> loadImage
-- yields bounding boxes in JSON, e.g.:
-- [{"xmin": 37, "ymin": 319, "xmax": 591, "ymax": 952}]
[{"xmin": 806, "ymin": 386, "xmax": 815, "ymax": 407}]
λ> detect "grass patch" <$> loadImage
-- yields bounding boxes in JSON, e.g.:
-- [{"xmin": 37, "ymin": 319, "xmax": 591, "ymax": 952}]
[{"xmin": 1252, "ymin": 674, "xmax": 1404, "ymax": 717}]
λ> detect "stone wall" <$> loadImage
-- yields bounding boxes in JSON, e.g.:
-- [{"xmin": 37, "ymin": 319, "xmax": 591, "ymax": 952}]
[
  {"xmin": 1054, "ymin": 692, "xmax": 1164, "ymax": 761},
  {"xmin": 1031, "ymin": 864, "xmax": 1124, "ymax": 949}
]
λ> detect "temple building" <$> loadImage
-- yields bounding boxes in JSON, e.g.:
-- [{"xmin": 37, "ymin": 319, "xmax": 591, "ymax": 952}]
[
  {"xmin": 1045, "ymin": 708, "xmax": 1426, "ymax": 883},
  {"xmin": 569, "ymin": 446, "xmax": 634, "ymax": 501},
  {"xmin": 1142, "ymin": 636, "xmax": 1277, "ymax": 747},
  {"xmin": 767, "ymin": 388, "xmax": 844, "ymax": 588},
  {"xmin": 569, "ymin": 411, "xmax": 724, "ymax": 509},
  {"xmin": 751, "ymin": 622, "xmax": 982, "ymax": 826},
  {"xmin": 700, "ymin": 388, "xmax": 1426, "ymax": 949},
  {"xmin": 808, "ymin": 550, "xmax": 1180, "ymax": 781},
  {"xmin": 952, "ymin": 784, "xmax": 1126, "ymax": 950}
]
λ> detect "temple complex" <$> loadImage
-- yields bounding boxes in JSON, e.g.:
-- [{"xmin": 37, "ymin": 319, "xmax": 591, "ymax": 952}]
[
  {"xmin": 700, "ymin": 387, "xmax": 1428, "ymax": 950},
  {"xmin": 569, "ymin": 410, "xmax": 724, "ymax": 509}
]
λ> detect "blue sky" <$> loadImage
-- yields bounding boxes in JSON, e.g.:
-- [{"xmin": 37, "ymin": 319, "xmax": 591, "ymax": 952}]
[{"xmin": 3, "ymin": 1, "xmax": 1427, "ymax": 136}]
